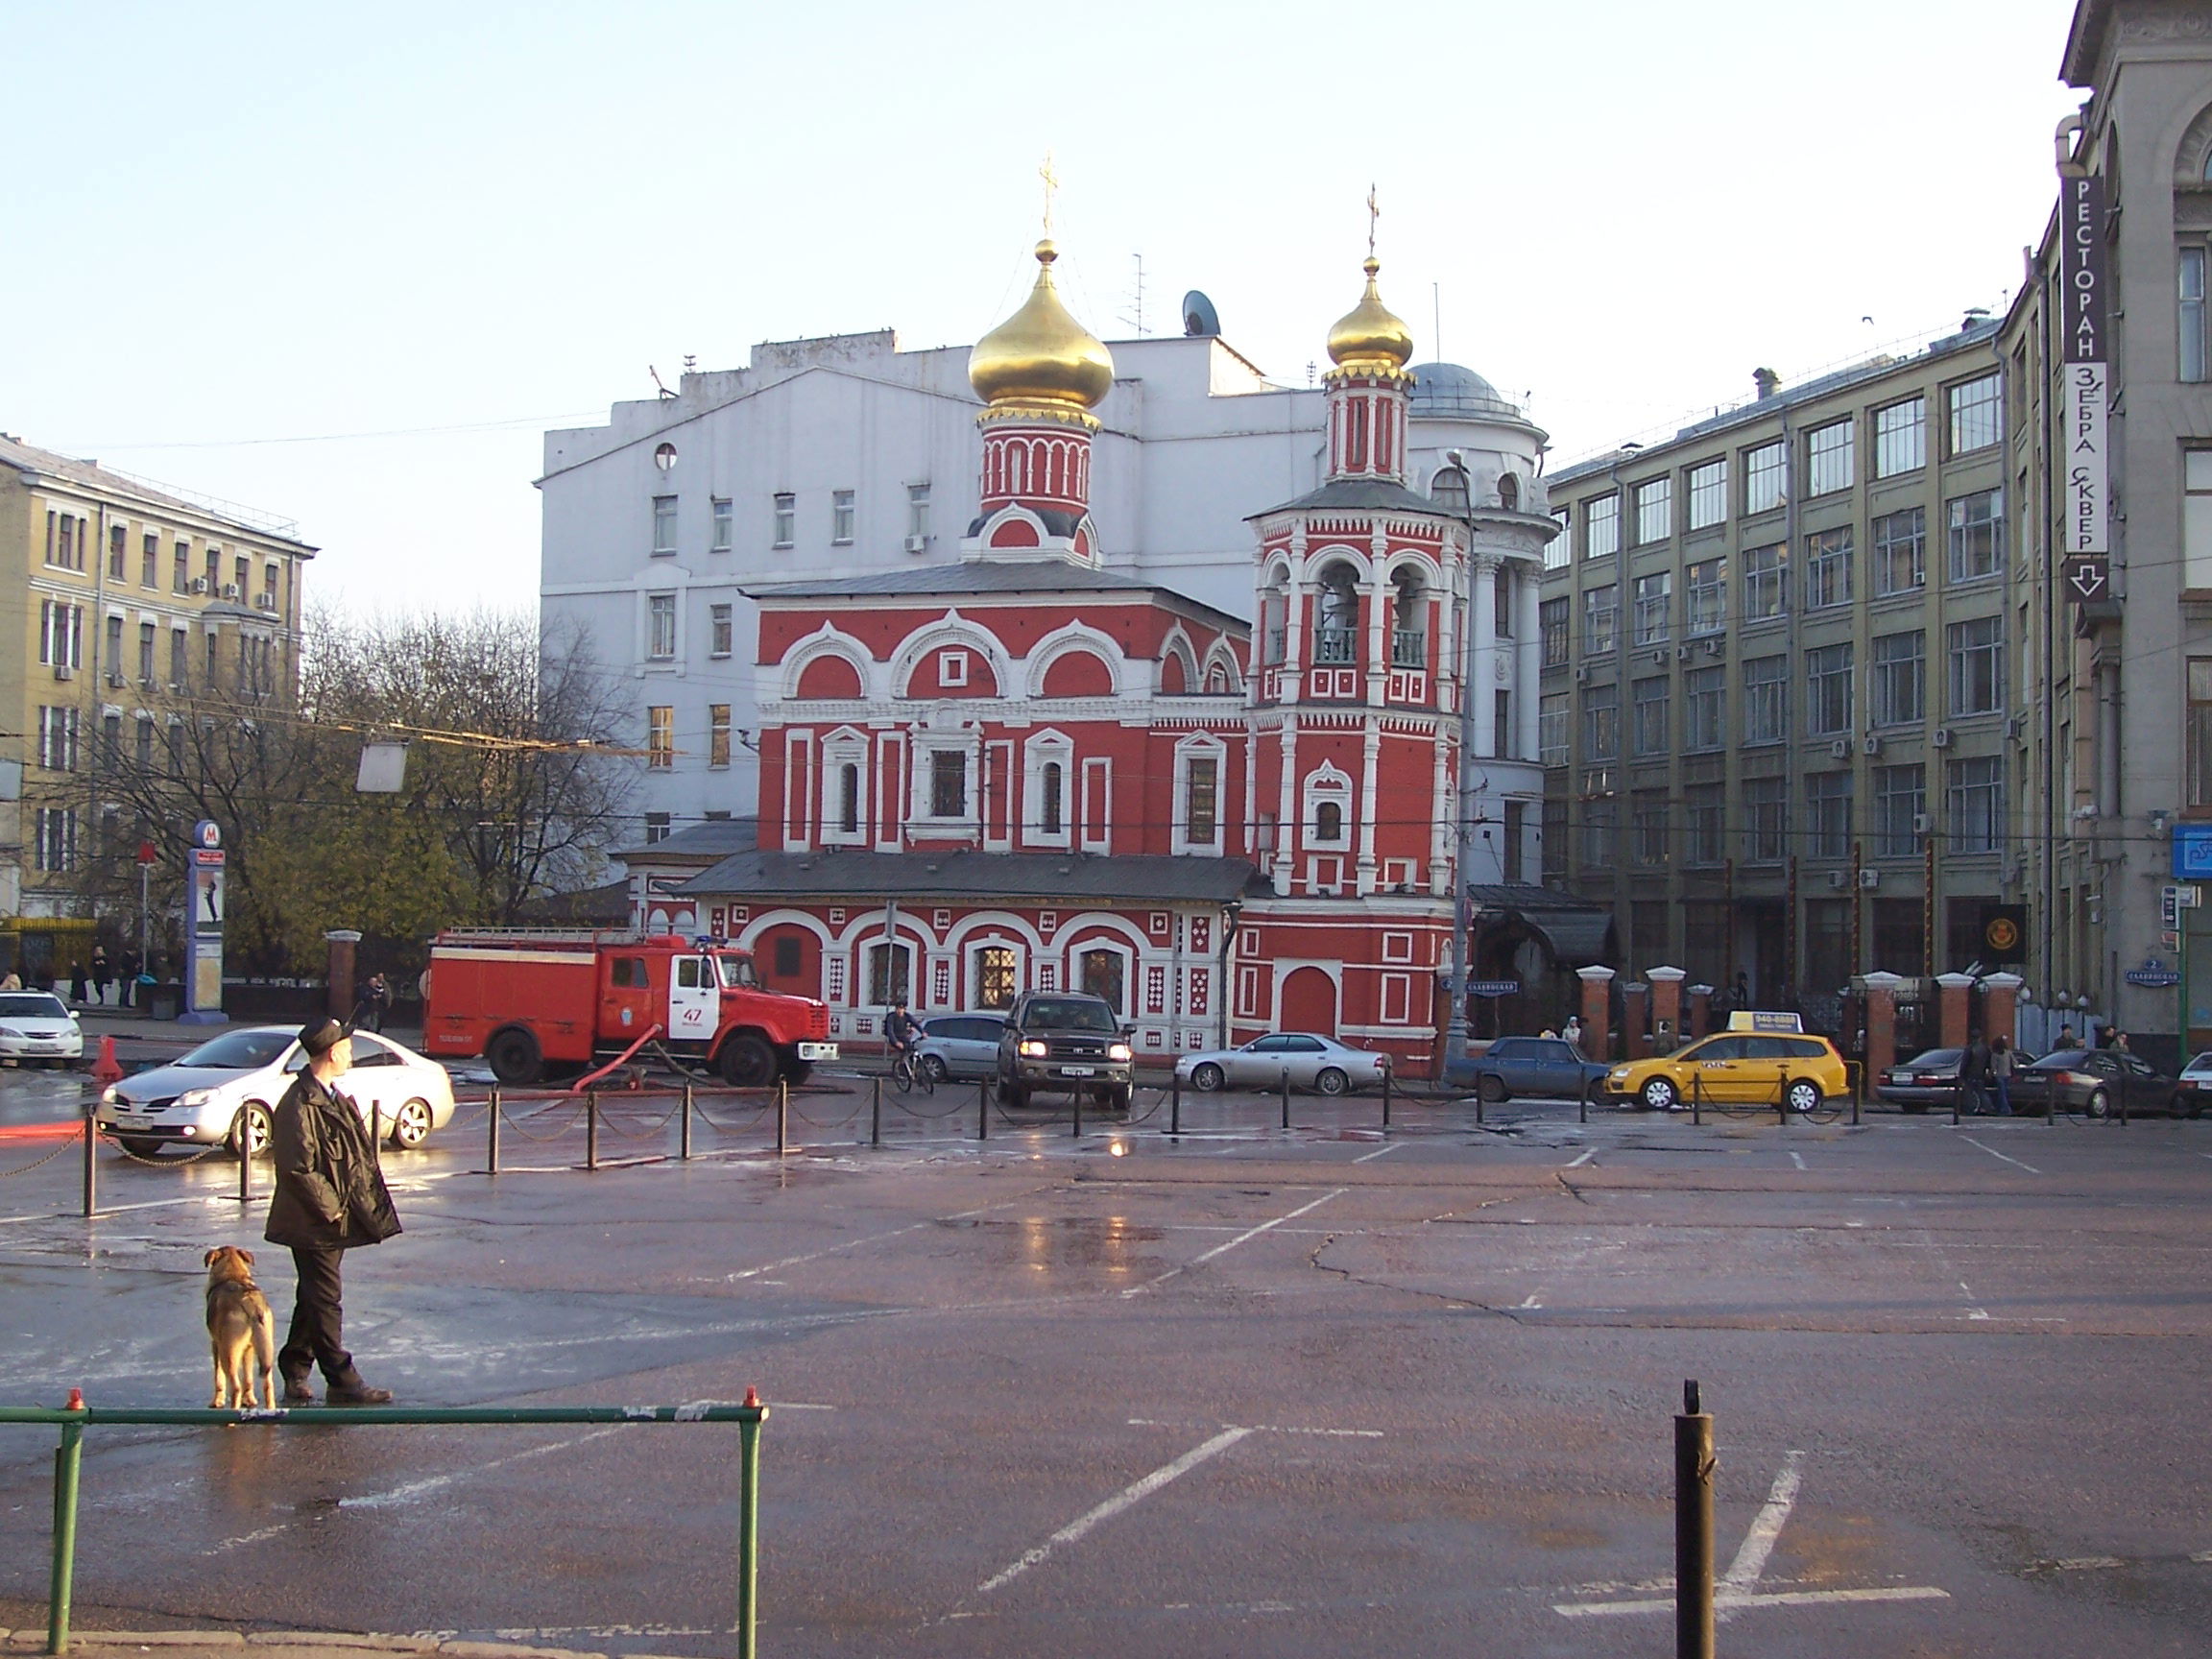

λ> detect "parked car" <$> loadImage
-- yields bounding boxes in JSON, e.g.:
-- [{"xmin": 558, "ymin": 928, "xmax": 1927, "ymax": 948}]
[
  {"xmin": 2016, "ymin": 1047, "xmax": 2178, "ymax": 1118},
  {"xmin": 1605, "ymin": 1031, "xmax": 1848, "ymax": 1114},
  {"xmin": 997, "ymin": 992, "xmax": 1133, "ymax": 1110},
  {"xmin": 1469, "ymin": 1036, "xmax": 1606, "ymax": 1104},
  {"xmin": 2174, "ymin": 1051, "xmax": 2212, "ymax": 1118},
  {"xmin": 1176, "ymin": 1033, "xmax": 1389, "ymax": 1095},
  {"xmin": 1875, "ymin": 1047, "xmax": 1964, "ymax": 1113},
  {"xmin": 914, "ymin": 1013, "xmax": 1007, "ymax": 1082},
  {"xmin": 0, "ymin": 991, "xmax": 84, "ymax": 1068},
  {"xmin": 96, "ymin": 1025, "xmax": 458, "ymax": 1157}
]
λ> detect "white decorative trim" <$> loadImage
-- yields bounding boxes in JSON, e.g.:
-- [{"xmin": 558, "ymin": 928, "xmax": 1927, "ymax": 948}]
[
  {"xmin": 1022, "ymin": 618, "xmax": 1125, "ymax": 699},
  {"xmin": 779, "ymin": 621, "xmax": 875, "ymax": 701}
]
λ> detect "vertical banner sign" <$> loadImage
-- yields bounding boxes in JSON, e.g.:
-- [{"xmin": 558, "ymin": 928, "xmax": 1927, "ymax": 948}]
[
  {"xmin": 2060, "ymin": 173, "xmax": 2109, "ymax": 557},
  {"xmin": 184, "ymin": 819, "xmax": 227, "ymax": 1022}
]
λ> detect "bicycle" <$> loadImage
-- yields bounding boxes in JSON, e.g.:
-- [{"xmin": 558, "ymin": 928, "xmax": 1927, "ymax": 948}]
[{"xmin": 891, "ymin": 1046, "xmax": 933, "ymax": 1095}]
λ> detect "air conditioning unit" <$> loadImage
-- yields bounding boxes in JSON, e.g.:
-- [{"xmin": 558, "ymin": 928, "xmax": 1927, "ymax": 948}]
[
  {"xmin": 1932, "ymin": 727, "xmax": 1954, "ymax": 749},
  {"xmin": 2005, "ymin": 714, "xmax": 2024, "ymax": 742},
  {"xmin": 1862, "ymin": 734, "xmax": 1883, "ymax": 757},
  {"xmin": 1860, "ymin": 869, "xmax": 1882, "ymax": 889},
  {"xmin": 1649, "ymin": 648, "xmax": 1667, "ymax": 666},
  {"xmin": 1827, "ymin": 869, "xmax": 1849, "ymax": 890},
  {"xmin": 255, "ymin": 592, "xmax": 276, "ymax": 611},
  {"xmin": 903, "ymin": 534, "xmax": 927, "ymax": 554},
  {"xmin": 1574, "ymin": 666, "xmax": 1590, "ymax": 684},
  {"xmin": 1828, "ymin": 738, "xmax": 1852, "ymax": 759},
  {"xmin": 1675, "ymin": 644, "xmax": 1691, "ymax": 662},
  {"xmin": 1701, "ymin": 638, "xmax": 1722, "ymax": 656},
  {"xmin": 220, "ymin": 583, "xmax": 239, "ymax": 601},
  {"xmin": 106, "ymin": 670, "xmax": 125, "ymax": 688},
  {"xmin": 1912, "ymin": 812, "xmax": 1935, "ymax": 834},
  {"xmin": 52, "ymin": 663, "xmax": 73, "ymax": 681},
  {"xmin": 189, "ymin": 577, "xmax": 208, "ymax": 595}
]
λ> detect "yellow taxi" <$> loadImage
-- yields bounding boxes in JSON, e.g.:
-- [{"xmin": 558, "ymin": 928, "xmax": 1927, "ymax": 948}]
[{"xmin": 1603, "ymin": 1012, "xmax": 1848, "ymax": 1113}]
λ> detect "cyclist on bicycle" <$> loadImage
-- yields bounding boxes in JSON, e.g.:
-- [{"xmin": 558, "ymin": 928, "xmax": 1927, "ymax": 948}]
[{"xmin": 884, "ymin": 999, "xmax": 922, "ymax": 1065}]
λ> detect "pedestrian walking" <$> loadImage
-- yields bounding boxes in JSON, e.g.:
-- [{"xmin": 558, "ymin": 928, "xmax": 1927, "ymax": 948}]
[
  {"xmin": 2056, "ymin": 1021, "xmax": 2078, "ymax": 1049},
  {"xmin": 1990, "ymin": 1035, "xmax": 2014, "ymax": 1116},
  {"xmin": 90, "ymin": 946, "xmax": 111, "ymax": 1006},
  {"xmin": 263, "ymin": 1018, "xmax": 400, "ymax": 1406},
  {"xmin": 1960, "ymin": 1031, "xmax": 1992, "ymax": 1115},
  {"xmin": 2112, "ymin": 1029, "xmax": 2131, "ymax": 1054},
  {"xmin": 67, "ymin": 961, "xmax": 88, "ymax": 1006},
  {"xmin": 355, "ymin": 973, "xmax": 390, "ymax": 1034},
  {"xmin": 1562, "ymin": 1014, "xmax": 1585, "ymax": 1051}
]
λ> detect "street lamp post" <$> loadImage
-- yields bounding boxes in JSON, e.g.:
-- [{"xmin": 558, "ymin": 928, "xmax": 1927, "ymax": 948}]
[{"xmin": 1446, "ymin": 455, "xmax": 1479, "ymax": 1074}]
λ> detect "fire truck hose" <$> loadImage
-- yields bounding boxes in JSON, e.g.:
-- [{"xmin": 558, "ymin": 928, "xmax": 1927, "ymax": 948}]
[
  {"xmin": 647, "ymin": 1042, "xmax": 720, "ymax": 1084},
  {"xmin": 571, "ymin": 1025, "xmax": 666, "ymax": 1094}
]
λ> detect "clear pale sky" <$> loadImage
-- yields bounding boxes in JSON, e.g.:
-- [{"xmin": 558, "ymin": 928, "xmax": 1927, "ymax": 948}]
[{"xmin": 3, "ymin": 1, "xmax": 2084, "ymax": 613}]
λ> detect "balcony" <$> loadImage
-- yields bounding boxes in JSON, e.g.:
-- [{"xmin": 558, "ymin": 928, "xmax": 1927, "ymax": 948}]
[
  {"xmin": 1312, "ymin": 627, "xmax": 1358, "ymax": 666},
  {"xmin": 1390, "ymin": 629, "xmax": 1427, "ymax": 668}
]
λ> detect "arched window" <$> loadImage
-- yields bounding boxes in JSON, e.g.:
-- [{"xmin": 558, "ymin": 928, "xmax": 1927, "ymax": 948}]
[
  {"xmin": 837, "ymin": 763, "xmax": 860, "ymax": 835},
  {"xmin": 1042, "ymin": 761, "xmax": 1064, "ymax": 834},
  {"xmin": 1315, "ymin": 564, "xmax": 1360, "ymax": 664},
  {"xmin": 1390, "ymin": 567, "xmax": 1427, "ymax": 666},
  {"xmin": 1430, "ymin": 466, "xmax": 1470, "ymax": 512},
  {"xmin": 1498, "ymin": 471, "xmax": 1521, "ymax": 511},
  {"xmin": 1347, "ymin": 398, "xmax": 1370, "ymax": 469},
  {"xmin": 1315, "ymin": 800, "xmax": 1344, "ymax": 843},
  {"xmin": 1261, "ymin": 576, "xmax": 1289, "ymax": 665}
]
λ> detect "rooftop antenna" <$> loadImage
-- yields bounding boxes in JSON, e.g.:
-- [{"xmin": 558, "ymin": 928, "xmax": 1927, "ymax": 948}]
[
  {"xmin": 648, "ymin": 366, "xmax": 675, "ymax": 400},
  {"xmin": 1039, "ymin": 150, "xmax": 1058, "ymax": 235},
  {"xmin": 1119, "ymin": 252, "xmax": 1146, "ymax": 337},
  {"xmin": 1366, "ymin": 181, "xmax": 1380, "ymax": 258},
  {"xmin": 1433, "ymin": 282, "xmax": 1442, "ymax": 362}
]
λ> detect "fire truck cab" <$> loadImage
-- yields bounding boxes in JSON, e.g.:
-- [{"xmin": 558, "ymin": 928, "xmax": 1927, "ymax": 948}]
[{"xmin": 424, "ymin": 928, "xmax": 836, "ymax": 1088}]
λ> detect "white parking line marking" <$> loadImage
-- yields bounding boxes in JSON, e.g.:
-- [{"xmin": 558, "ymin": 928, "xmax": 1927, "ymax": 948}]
[
  {"xmin": 725, "ymin": 1196, "xmax": 1032, "ymax": 1281},
  {"xmin": 1787, "ymin": 1150, "xmax": 1807, "ymax": 1170},
  {"xmin": 1959, "ymin": 1136, "xmax": 2041, "ymax": 1174},
  {"xmin": 1720, "ymin": 1451, "xmax": 1803, "ymax": 1598},
  {"xmin": 1517, "ymin": 1293, "xmax": 1543, "ymax": 1310},
  {"xmin": 1959, "ymin": 1281, "xmax": 1990, "ymax": 1321},
  {"xmin": 976, "ymin": 1427, "xmax": 1252, "ymax": 1594},
  {"xmin": 1353, "ymin": 1142, "xmax": 1402, "ymax": 1164},
  {"xmin": 1127, "ymin": 1417, "xmax": 1382, "ymax": 1438},
  {"xmin": 1121, "ymin": 1190, "xmax": 1346, "ymax": 1297},
  {"xmin": 1564, "ymin": 1149, "xmax": 1596, "ymax": 1168},
  {"xmin": 1, "ymin": 1193, "xmax": 231, "ymax": 1226},
  {"xmin": 1556, "ymin": 1585, "xmax": 1950, "ymax": 1617}
]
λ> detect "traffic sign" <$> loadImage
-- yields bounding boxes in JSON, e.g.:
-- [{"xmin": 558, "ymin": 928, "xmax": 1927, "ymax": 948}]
[
  {"xmin": 2064, "ymin": 556, "xmax": 2110, "ymax": 604},
  {"xmin": 134, "ymin": 841, "xmax": 156, "ymax": 867},
  {"xmin": 2176, "ymin": 824, "xmax": 2212, "ymax": 880}
]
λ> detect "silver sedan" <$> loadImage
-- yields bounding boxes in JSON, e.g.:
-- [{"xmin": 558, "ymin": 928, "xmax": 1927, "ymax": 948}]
[{"xmin": 1176, "ymin": 1033, "xmax": 1389, "ymax": 1095}]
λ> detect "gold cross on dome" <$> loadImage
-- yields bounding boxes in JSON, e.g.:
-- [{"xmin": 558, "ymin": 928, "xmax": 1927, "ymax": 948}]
[
  {"xmin": 1367, "ymin": 182, "xmax": 1379, "ymax": 257},
  {"xmin": 1040, "ymin": 151, "xmax": 1059, "ymax": 234}
]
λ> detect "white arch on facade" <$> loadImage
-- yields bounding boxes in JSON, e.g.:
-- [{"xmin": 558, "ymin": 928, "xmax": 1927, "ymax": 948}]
[
  {"xmin": 888, "ymin": 609, "xmax": 1016, "ymax": 701},
  {"xmin": 779, "ymin": 623, "xmax": 878, "ymax": 701},
  {"xmin": 1158, "ymin": 624, "xmax": 1203, "ymax": 693},
  {"xmin": 1022, "ymin": 618, "xmax": 1126, "ymax": 699}
]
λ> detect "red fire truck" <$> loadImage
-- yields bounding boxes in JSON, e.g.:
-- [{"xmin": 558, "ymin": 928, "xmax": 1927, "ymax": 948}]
[{"xmin": 422, "ymin": 928, "xmax": 836, "ymax": 1087}]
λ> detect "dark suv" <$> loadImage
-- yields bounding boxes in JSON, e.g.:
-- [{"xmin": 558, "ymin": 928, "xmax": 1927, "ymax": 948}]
[{"xmin": 997, "ymin": 991, "xmax": 1134, "ymax": 1111}]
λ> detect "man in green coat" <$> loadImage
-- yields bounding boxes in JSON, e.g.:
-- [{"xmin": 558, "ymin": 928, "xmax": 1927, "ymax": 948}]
[{"xmin": 264, "ymin": 1017, "xmax": 401, "ymax": 1405}]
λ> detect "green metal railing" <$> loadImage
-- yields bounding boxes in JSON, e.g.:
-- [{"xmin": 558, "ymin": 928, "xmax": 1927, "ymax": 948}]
[{"xmin": 0, "ymin": 1390, "xmax": 767, "ymax": 1658}]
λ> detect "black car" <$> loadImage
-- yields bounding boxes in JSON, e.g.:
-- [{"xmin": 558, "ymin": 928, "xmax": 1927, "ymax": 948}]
[
  {"xmin": 1470, "ymin": 1036, "xmax": 1607, "ymax": 1104},
  {"xmin": 1875, "ymin": 1047, "xmax": 1964, "ymax": 1113},
  {"xmin": 2016, "ymin": 1047, "xmax": 2177, "ymax": 1118},
  {"xmin": 996, "ymin": 991, "xmax": 1134, "ymax": 1111}
]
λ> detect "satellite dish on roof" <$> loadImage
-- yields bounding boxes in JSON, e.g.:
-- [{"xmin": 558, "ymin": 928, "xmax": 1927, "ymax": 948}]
[{"xmin": 1182, "ymin": 290, "xmax": 1220, "ymax": 337}]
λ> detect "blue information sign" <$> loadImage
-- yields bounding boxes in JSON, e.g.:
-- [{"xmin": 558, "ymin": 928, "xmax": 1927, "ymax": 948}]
[{"xmin": 2174, "ymin": 823, "xmax": 2212, "ymax": 880}]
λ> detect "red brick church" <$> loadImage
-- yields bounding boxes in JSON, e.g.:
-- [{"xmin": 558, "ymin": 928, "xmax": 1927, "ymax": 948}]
[{"xmin": 668, "ymin": 240, "xmax": 1482, "ymax": 1073}]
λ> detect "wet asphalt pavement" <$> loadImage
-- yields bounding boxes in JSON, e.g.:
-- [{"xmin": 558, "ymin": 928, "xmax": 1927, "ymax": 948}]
[{"xmin": 1, "ymin": 1051, "xmax": 2209, "ymax": 1657}]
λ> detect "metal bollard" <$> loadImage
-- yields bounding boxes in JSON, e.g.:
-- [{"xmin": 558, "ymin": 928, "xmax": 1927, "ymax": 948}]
[
  {"xmin": 978, "ymin": 1078, "xmax": 989, "ymax": 1142},
  {"xmin": 1382, "ymin": 1063, "xmax": 1392, "ymax": 1129},
  {"xmin": 236, "ymin": 1108, "xmax": 252, "ymax": 1205},
  {"xmin": 1170, "ymin": 1069, "xmax": 1182, "ymax": 1137},
  {"xmin": 487, "ymin": 1085, "xmax": 501, "ymax": 1175},
  {"xmin": 1071, "ymin": 1079, "xmax": 1082, "ymax": 1139},
  {"xmin": 871, "ymin": 1075, "xmax": 882, "ymax": 1147},
  {"xmin": 681, "ymin": 1082, "xmax": 693, "ymax": 1161},
  {"xmin": 1691, "ymin": 1075, "xmax": 1702, "ymax": 1126},
  {"xmin": 1280, "ymin": 1067, "xmax": 1291, "ymax": 1130},
  {"xmin": 1578, "ymin": 1077, "xmax": 1590, "ymax": 1125},
  {"xmin": 49, "ymin": 1411, "xmax": 84, "ymax": 1655},
  {"xmin": 2046, "ymin": 1079, "xmax": 2056, "ymax": 1126},
  {"xmin": 1675, "ymin": 1379, "xmax": 1716, "ymax": 1659},
  {"xmin": 586, "ymin": 1092, "xmax": 599, "ymax": 1170},
  {"xmin": 776, "ymin": 1081, "xmax": 788, "ymax": 1155},
  {"xmin": 1951, "ymin": 1090, "xmax": 1960, "ymax": 1127},
  {"xmin": 1851, "ymin": 1066, "xmax": 1863, "ymax": 1126},
  {"xmin": 81, "ymin": 1107, "xmax": 97, "ymax": 1219},
  {"xmin": 1778, "ymin": 1074, "xmax": 1789, "ymax": 1129}
]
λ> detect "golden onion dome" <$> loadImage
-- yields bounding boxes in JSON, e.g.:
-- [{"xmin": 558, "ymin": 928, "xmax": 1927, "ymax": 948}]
[
  {"xmin": 969, "ymin": 240, "xmax": 1116, "ymax": 414},
  {"xmin": 1326, "ymin": 256, "xmax": 1415, "ymax": 373}
]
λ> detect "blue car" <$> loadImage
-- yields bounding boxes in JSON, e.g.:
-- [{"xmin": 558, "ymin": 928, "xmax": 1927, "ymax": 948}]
[{"xmin": 1470, "ymin": 1036, "xmax": 1607, "ymax": 1104}]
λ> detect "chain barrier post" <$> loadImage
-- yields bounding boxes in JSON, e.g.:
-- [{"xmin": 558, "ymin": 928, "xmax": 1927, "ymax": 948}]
[
  {"xmin": 235, "ymin": 1108, "xmax": 251, "ymax": 1205},
  {"xmin": 1675, "ymin": 1379, "xmax": 1716, "ymax": 1659},
  {"xmin": 48, "ymin": 1397, "xmax": 84, "ymax": 1656},
  {"xmin": 776, "ymin": 1081, "xmax": 787, "ymax": 1156},
  {"xmin": 1476, "ymin": 1081, "xmax": 1485, "ymax": 1126},
  {"xmin": 1382, "ymin": 1061, "xmax": 1392, "ymax": 1129},
  {"xmin": 1951, "ymin": 1087, "xmax": 1960, "ymax": 1127},
  {"xmin": 1071, "ymin": 1078, "xmax": 1082, "ymax": 1139},
  {"xmin": 81, "ymin": 1107, "xmax": 96, "ymax": 1220},
  {"xmin": 587, "ymin": 1091, "xmax": 600, "ymax": 1170},
  {"xmin": 1851, "ymin": 1063, "xmax": 1863, "ymax": 1126},
  {"xmin": 870, "ymin": 1075, "xmax": 882, "ymax": 1146},
  {"xmin": 1579, "ymin": 1075, "xmax": 1590, "ymax": 1124},
  {"xmin": 1169, "ymin": 1069, "xmax": 1182, "ymax": 1137},
  {"xmin": 977, "ymin": 1077, "xmax": 989, "ymax": 1142},
  {"xmin": 1778, "ymin": 1072, "xmax": 1789, "ymax": 1129},
  {"xmin": 1691, "ymin": 1072, "xmax": 1702, "ymax": 1126},
  {"xmin": 487, "ymin": 1085, "xmax": 501, "ymax": 1175},
  {"xmin": 736, "ymin": 1386, "xmax": 765, "ymax": 1659},
  {"xmin": 681, "ymin": 1082, "xmax": 693, "ymax": 1161},
  {"xmin": 2046, "ymin": 1074, "xmax": 2056, "ymax": 1126},
  {"xmin": 1280, "ymin": 1067, "xmax": 1291, "ymax": 1131}
]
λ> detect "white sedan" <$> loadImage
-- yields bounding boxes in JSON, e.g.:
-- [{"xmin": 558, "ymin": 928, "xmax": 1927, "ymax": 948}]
[
  {"xmin": 1175, "ymin": 1032, "xmax": 1390, "ymax": 1095},
  {"xmin": 97, "ymin": 1024, "xmax": 458, "ymax": 1157},
  {"xmin": 0, "ymin": 991, "xmax": 84, "ymax": 1067}
]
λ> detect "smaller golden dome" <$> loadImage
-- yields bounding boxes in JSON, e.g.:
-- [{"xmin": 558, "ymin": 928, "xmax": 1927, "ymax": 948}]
[
  {"xmin": 969, "ymin": 240, "xmax": 1116, "ymax": 415},
  {"xmin": 1326, "ymin": 256, "xmax": 1415, "ymax": 373}
]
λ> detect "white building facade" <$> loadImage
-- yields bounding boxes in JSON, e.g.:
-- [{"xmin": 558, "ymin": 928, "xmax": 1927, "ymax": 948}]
[{"xmin": 538, "ymin": 321, "xmax": 1551, "ymax": 883}]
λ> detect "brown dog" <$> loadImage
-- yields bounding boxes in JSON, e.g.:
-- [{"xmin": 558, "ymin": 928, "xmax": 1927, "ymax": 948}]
[{"xmin": 204, "ymin": 1246, "xmax": 276, "ymax": 1409}]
